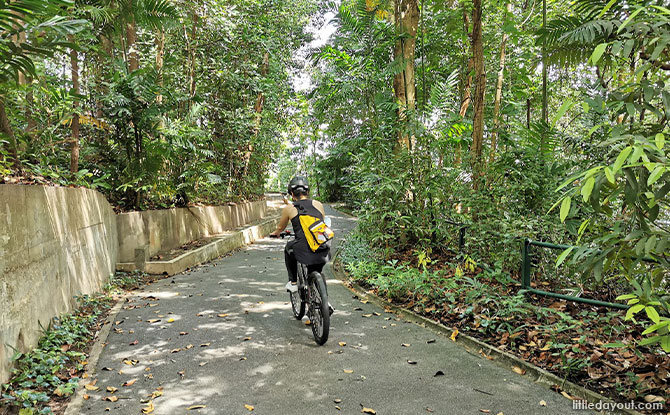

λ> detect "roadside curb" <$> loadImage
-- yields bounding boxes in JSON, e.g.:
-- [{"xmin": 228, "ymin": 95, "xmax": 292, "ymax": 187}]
[
  {"xmin": 116, "ymin": 216, "xmax": 280, "ymax": 275},
  {"xmin": 64, "ymin": 295, "xmax": 128, "ymax": 415},
  {"xmin": 330, "ymin": 260, "xmax": 643, "ymax": 415}
]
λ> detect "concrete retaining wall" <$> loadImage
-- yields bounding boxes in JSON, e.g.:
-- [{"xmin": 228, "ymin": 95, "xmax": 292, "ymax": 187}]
[
  {"xmin": 0, "ymin": 185, "xmax": 118, "ymax": 384},
  {"xmin": 116, "ymin": 200, "xmax": 268, "ymax": 263}
]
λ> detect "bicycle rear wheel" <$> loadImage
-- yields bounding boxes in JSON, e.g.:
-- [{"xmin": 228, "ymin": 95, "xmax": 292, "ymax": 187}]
[{"xmin": 308, "ymin": 272, "xmax": 330, "ymax": 345}]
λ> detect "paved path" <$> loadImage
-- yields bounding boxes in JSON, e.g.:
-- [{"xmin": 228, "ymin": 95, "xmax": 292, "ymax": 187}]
[{"xmin": 78, "ymin": 206, "xmax": 594, "ymax": 415}]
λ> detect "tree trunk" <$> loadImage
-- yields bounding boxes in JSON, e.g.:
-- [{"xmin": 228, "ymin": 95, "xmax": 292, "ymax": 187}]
[
  {"xmin": 541, "ymin": 0, "xmax": 548, "ymax": 124},
  {"xmin": 69, "ymin": 37, "xmax": 80, "ymax": 174},
  {"xmin": 489, "ymin": 2, "xmax": 511, "ymax": 165},
  {"xmin": 459, "ymin": 3, "xmax": 473, "ymax": 118},
  {"xmin": 186, "ymin": 11, "xmax": 199, "ymax": 105},
  {"xmin": 392, "ymin": 0, "xmax": 419, "ymax": 150},
  {"xmin": 156, "ymin": 29, "xmax": 165, "ymax": 104},
  {"xmin": 126, "ymin": 1, "xmax": 139, "ymax": 72},
  {"xmin": 470, "ymin": 0, "xmax": 485, "ymax": 189},
  {"xmin": 243, "ymin": 51, "xmax": 270, "ymax": 177},
  {"xmin": 0, "ymin": 97, "xmax": 20, "ymax": 171}
]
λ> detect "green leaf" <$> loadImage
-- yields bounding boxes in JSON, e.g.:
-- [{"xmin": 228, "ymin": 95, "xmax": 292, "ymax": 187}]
[
  {"xmin": 598, "ymin": 0, "xmax": 618, "ymax": 17},
  {"xmin": 625, "ymin": 303, "xmax": 644, "ymax": 320},
  {"xmin": 648, "ymin": 166, "xmax": 665, "ymax": 186},
  {"xmin": 555, "ymin": 247, "xmax": 574, "ymax": 268},
  {"xmin": 618, "ymin": 7, "xmax": 645, "ymax": 33},
  {"xmin": 662, "ymin": 335, "xmax": 670, "ymax": 353},
  {"xmin": 642, "ymin": 321, "xmax": 669, "ymax": 335},
  {"xmin": 639, "ymin": 335, "xmax": 662, "ymax": 346},
  {"xmin": 604, "ymin": 167, "xmax": 615, "ymax": 184},
  {"xmin": 581, "ymin": 177, "xmax": 595, "ymax": 202},
  {"xmin": 613, "ymin": 146, "xmax": 632, "ymax": 173},
  {"xmin": 602, "ymin": 342, "xmax": 626, "ymax": 348},
  {"xmin": 616, "ymin": 294, "xmax": 637, "ymax": 300},
  {"xmin": 560, "ymin": 196, "xmax": 571, "ymax": 222},
  {"xmin": 645, "ymin": 306, "xmax": 661, "ymax": 324},
  {"xmin": 656, "ymin": 133, "xmax": 665, "ymax": 150},
  {"xmin": 590, "ymin": 43, "xmax": 608, "ymax": 65},
  {"xmin": 551, "ymin": 100, "xmax": 575, "ymax": 127}
]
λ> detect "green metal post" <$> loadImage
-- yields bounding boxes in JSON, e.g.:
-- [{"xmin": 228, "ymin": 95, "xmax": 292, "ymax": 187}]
[{"xmin": 521, "ymin": 239, "xmax": 532, "ymax": 289}]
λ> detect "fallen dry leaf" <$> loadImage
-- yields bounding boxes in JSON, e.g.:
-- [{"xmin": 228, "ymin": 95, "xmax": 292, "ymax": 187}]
[
  {"xmin": 167, "ymin": 318, "xmax": 174, "ymax": 323},
  {"xmin": 180, "ymin": 332, "xmax": 188, "ymax": 336},
  {"xmin": 402, "ymin": 343, "xmax": 410, "ymax": 347},
  {"xmin": 434, "ymin": 370, "xmax": 445, "ymax": 376},
  {"xmin": 188, "ymin": 405, "xmax": 207, "ymax": 410},
  {"xmin": 343, "ymin": 369, "xmax": 354, "ymax": 374},
  {"xmin": 106, "ymin": 386, "xmax": 118, "ymax": 393},
  {"xmin": 123, "ymin": 378, "xmax": 137, "ymax": 387},
  {"xmin": 244, "ymin": 404, "xmax": 254, "ymax": 411},
  {"xmin": 103, "ymin": 396, "xmax": 118, "ymax": 402},
  {"xmin": 83, "ymin": 394, "xmax": 90, "ymax": 400},
  {"xmin": 142, "ymin": 401, "xmax": 155, "ymax": 414},
  {"xmin": 123, "ymin": 359, "xmax": 139, "ymax": 365},
  {"xmin": 427, "ymin": 339, "xmax": 436, "ymax": 344},
  {"xmin": 85, "ymin": 382, "xmax": 99, "ymax": 391},
  {"xmin": 334, "ymin": 399, "xmax": 342, "ymax": 403},
  {"xmin": 539, "ymin": 400, "xmax": 547, "ymax": 407},
  {"xmin": 242, "ymin": 337, "xmax": 252, "ymax": 341},
  {"xmin": 338, "ymin": 342, "xmax": 346, "ymax": 347},
  {"xmin": 450, "ymin": 329, "xmax": 459, "ymax": 341},
  {"xmin": 361, "ymin": 407, "xmax": 376, "ymax": 414},
  {"xmin": 217, "ymin": 314, "xmax": 228, "ymax": 318},
  {"xmin": 336, "ymin": 406, "xmax": 341, "ymax": 410},
  {"xmin": 362, "ymin": 314, "xmax": 372, "ymax": 318},
  {"xmin": 479, "ymin": 410, "xmax": 491, "ymax": 413},
  {"xmin": 147, "ymin": 319, "xmax": 160, "ymax": 324},
  {"xmin": 512, "ymin": 366, "xmax": 526, "ymax": 376},
  {"xmin": 129, "ymin": 340, "xmax": 138, "ymax": 345},
  {"xmin": 200, "ymin": 343, "xmax": 211, "ymax": 347},
  {"xmin": 644, "ymin": 395, "xmax": 665, "ymax": 403},
  {"xmin": 560, "ymin": 391, "xmax": 574, "ymax": 400},
  {"xmin": 407, "ymin": 360, "xmax": 418, "ymax": 365}
]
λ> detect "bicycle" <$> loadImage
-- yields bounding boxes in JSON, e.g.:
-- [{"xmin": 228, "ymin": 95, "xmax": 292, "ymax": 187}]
[{"xmin": 271, "ymin": 230, "xmax": 330, "ymax": 345}]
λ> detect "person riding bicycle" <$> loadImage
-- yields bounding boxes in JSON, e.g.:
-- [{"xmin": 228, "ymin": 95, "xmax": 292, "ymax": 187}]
[{"xmin": 269, "ymin": 176, "xmax": 331, "ymax": 296}]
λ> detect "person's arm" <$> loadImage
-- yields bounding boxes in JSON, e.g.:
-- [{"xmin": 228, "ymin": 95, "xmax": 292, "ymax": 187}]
[
  {"xmin": 313, "ymin": 200, "xmax": 326, "ymax": 217},
  {"xmin": 270, "ymin": 205, "xmax": 293, "ymax": 237}
]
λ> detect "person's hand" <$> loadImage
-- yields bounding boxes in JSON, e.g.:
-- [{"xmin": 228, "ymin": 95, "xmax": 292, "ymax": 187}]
[{"xmin": 269, "ymin": 230, "xmax": 281, "ymax": 238}]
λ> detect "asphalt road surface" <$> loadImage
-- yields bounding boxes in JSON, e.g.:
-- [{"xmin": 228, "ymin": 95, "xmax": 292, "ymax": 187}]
[{"xmin": 78, "ymin": 205, "xmax": 594, "ymax": 415}]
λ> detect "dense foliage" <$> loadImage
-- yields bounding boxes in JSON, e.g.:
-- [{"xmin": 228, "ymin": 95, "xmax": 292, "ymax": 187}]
[
  {"xmin": 305, "ymin": 0, "xmax": 670, "ymax": 351},
  {"xmin": 0, "ymin": 0, "xmax": 317, "ymax": 210}
]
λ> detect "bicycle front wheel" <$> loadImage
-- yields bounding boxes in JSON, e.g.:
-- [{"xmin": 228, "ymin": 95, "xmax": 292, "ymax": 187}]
[
  {"xmin": 308, "ymin": 272, "xmax": 330, "ymax": 345},
  {"xmin": 290, "ymin": 288, "xmax": 305, "ymax": 320}
]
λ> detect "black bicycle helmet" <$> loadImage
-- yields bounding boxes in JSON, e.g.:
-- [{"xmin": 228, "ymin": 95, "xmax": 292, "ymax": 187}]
[{"xmin": 287, "ymin": 176, "xmax": 310, "ymax": 195}]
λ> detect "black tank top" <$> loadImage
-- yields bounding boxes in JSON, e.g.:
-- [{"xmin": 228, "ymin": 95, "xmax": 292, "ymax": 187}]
[{"xmin": 290, "ymin": 199, "xmax": 330, "ymax": 265}]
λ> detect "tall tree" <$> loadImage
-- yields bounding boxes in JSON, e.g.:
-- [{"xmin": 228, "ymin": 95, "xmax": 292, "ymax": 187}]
[
  {"xmin": 489, "ymin": 2, "xmax": 511, "ymax": 165},
  {"xmin": 392, "ymin": 0, "xmax": 419, "ymax": 150},
  {"xmin": 469, "ymin": 0, "xmax": 485, "ymax": 188},
  {"xmin": 69, "ymin": 36, "xmax": 80, "ymax": 173}
]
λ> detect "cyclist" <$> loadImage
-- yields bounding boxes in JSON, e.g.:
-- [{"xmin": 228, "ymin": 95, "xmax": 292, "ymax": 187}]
[{"xmin": 269, "ymin": 176, "xmax": 332, "ymax": 309}]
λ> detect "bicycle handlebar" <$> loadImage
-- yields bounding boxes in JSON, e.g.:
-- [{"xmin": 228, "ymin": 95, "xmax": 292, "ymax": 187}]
[{"xmin": 269, "ymin": 230, "xmax": 292, "ymax": 239}]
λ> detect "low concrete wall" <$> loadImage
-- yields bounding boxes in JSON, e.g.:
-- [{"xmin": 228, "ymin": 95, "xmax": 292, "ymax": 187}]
[
  {"xmin": 116, "ymin": 200, "xmax": 269, "ymax": 263},
  {"xmin": 0, "ymin": 185, "xmax": 118, "ymax": 383}
]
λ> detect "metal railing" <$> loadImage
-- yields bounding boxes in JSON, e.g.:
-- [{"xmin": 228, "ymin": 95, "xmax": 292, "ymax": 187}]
[{"xmin": 520, "ymin": 239, "xmax": 629, "ymax": 310}]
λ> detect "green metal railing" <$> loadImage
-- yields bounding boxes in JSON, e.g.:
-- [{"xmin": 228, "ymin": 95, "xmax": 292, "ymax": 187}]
[{"xmin": 520, "ymin": 239, "xmax": 629, "ymax": 310}]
